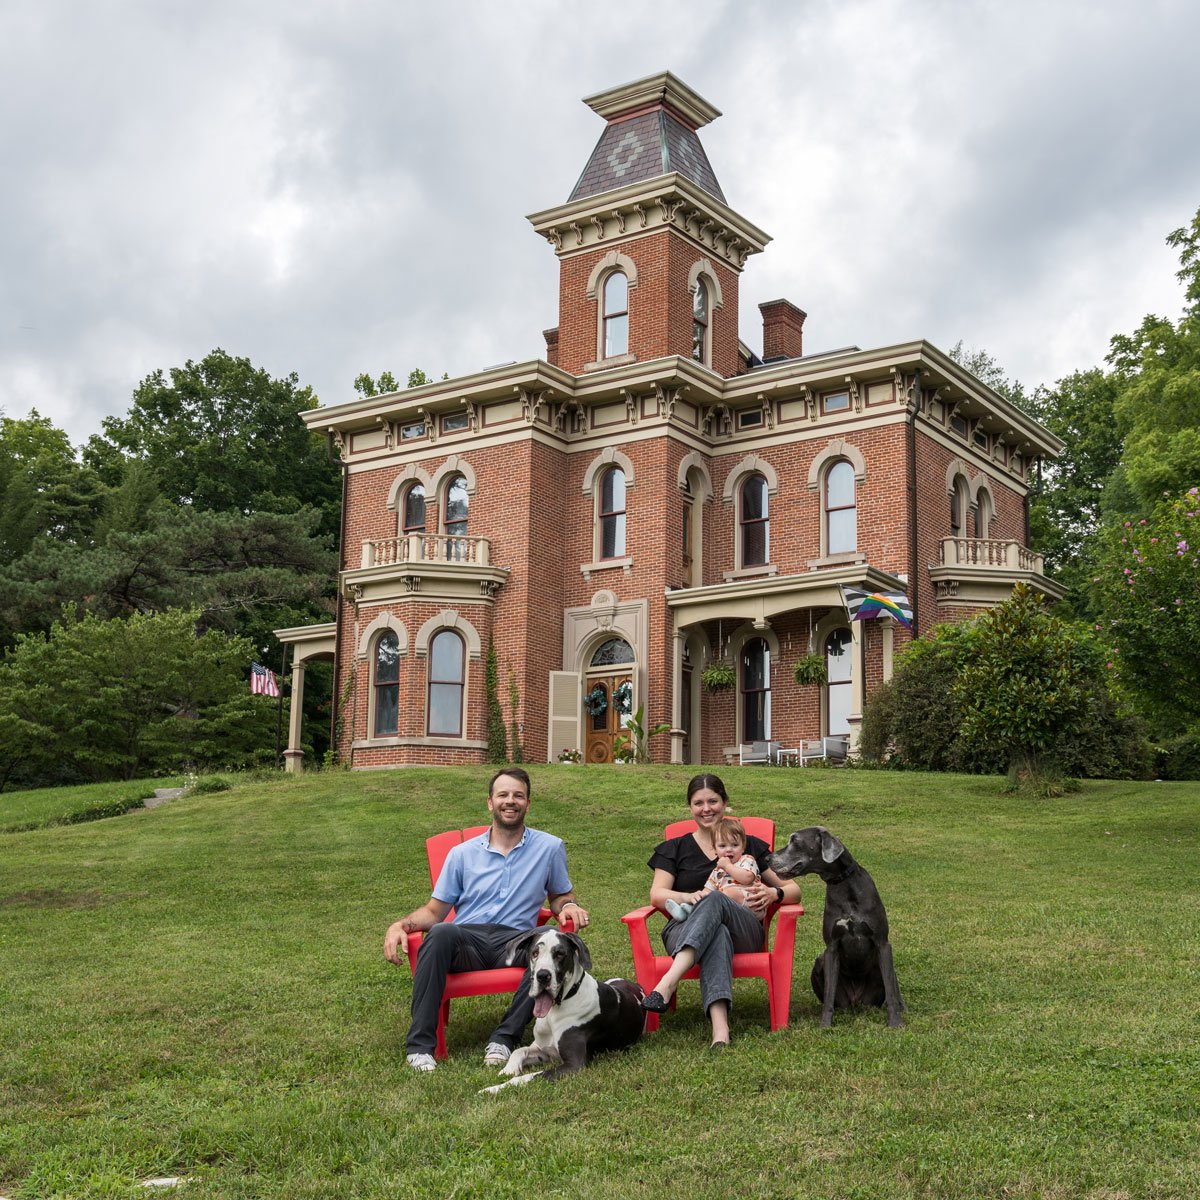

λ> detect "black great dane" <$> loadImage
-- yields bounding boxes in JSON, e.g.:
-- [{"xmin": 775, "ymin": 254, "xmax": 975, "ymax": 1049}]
[{"xmin": 770, "ymin": 827, "xmax": 905, "ymax": 1028}]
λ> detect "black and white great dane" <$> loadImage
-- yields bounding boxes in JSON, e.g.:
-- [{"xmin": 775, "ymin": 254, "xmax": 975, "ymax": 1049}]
[{"xmin": 480, "ymin": 929, "xmax": 644, "ymax": 1093}]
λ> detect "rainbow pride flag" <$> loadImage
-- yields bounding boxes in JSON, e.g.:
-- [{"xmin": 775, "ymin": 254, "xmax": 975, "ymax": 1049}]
[{"xmin": 841, "ymin": 586, "xmax": 914, "ymax": 630}]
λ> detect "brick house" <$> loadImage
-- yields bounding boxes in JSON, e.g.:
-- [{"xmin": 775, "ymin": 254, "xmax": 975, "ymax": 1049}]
[{"xmin": 279, "ymin": 71, "xmax": 1064, "ymax": 771}]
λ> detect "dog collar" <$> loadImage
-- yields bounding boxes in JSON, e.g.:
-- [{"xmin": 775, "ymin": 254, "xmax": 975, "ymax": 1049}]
[
  {"xmin": 561, "ymin": 977, "xmax": 583, "ymax": 1003},
  {"xmin": 825, "ymin": 859, "xmax": 857, "ymax": 886}
]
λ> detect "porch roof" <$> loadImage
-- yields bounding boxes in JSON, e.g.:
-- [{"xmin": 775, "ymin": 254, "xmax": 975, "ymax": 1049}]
[{"xmin": 665, "ymin": 564, "xmax": 909, "ymax": 629}]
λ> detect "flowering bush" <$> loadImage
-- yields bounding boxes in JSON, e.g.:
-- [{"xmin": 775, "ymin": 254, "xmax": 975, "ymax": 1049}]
[{"xmin": 556, "ymin": 747, "xmax": 582, "ymax": 763}]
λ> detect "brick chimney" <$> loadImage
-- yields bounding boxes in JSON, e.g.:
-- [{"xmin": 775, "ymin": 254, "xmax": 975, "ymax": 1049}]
[{"xmin": 759, "ymin": 299, "xmax": 806, "ymax": 361}]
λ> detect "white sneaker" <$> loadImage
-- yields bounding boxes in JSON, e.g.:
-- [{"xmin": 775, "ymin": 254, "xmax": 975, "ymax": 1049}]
[
  {"xmin": 483, "ymin": 1042, "xmax": 512, "ymax": 1067},
  {"xmin": 406, "ymin": 1052, "xmax": 436, "ymax": 1073}
]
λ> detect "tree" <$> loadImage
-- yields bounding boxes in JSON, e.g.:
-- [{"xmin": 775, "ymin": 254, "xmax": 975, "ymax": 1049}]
[
  {"xmin": 1026, "ymin": 369, "xmax": 1125, "ymax": 612},
  {"xmin": 947, "ymin": 342, "xmax": 1034, "ymax": 413},
  {"xmin": 1106, "ymin": 207, "xmax": 1200, "ymax": 515},
  {"xmin": 0, "ymin": 608, "xmax": 276, "ymax": 790},
  {"xmin": 0, "ymin": 411, "xmax": 104, "ymax": 567},
  {"xmin": 86, "ymin": 349, "xmax": 342, "ymax": 537},
  {"xmin": 1091, "ymin": 488, "xmax": 1200, "ymax": 735}
]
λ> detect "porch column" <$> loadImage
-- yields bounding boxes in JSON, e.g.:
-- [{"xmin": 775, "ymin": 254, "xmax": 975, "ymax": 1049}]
[
  {"xmin": 669, "ymin": 627, "xmax": 686, "ymax": 764},
  {"xmin": 283, "ymin": 660, "xmax": 306, "ymax": 773}
]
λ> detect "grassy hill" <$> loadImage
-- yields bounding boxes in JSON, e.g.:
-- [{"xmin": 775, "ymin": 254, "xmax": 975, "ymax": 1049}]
[{"xmin": 1, "ymin": 767, "xmax": 1196, "ymax": 1199}]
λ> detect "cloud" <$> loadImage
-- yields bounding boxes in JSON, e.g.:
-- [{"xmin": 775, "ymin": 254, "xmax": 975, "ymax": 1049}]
[{"xmin": 2, "ymin": 0, "xmax": 1198, "ymax": 440}]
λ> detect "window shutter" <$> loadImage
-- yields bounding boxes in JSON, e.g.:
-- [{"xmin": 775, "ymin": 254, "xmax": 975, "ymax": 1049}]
[{"xmin": 547, "ymin": 672, "xmax": 580, "ymax": 763}]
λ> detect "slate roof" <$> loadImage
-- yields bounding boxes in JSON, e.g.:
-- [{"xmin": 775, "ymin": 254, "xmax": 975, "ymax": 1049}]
[{"xmin": 569, "ymin": 110, "xmax": 726, "ymax": 204}]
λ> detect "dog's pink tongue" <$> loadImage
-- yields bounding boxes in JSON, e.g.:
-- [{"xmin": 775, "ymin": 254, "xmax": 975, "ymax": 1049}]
[{"xmin": 533, "ymin": 992, "xmax": 554, "ymax": 1018}]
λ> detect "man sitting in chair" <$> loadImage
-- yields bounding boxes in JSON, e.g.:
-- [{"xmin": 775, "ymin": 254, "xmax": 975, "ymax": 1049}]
[{"xmin": 383, "ymin": 768, "xmax": 589, "ymax": 1073}]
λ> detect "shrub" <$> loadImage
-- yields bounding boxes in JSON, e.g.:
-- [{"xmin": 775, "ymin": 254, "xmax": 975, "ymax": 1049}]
[{"xmin": 1155, "ymin": 728, "xmax": 1200, "ymax": 780}]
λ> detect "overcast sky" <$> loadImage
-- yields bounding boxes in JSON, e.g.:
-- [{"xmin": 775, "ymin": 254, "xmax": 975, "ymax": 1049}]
[{"xmin": 3, "ymin": 0, "xmax": 1198, "ymax": 443}]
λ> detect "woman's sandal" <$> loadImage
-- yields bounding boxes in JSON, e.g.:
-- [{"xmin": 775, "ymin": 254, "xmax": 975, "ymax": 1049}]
[{"xmin": 640, "ymin": 990, "xmax": 669, "ymax": 1013}]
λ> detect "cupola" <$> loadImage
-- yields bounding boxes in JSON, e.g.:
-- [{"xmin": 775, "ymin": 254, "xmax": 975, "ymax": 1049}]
[{"xmin": 528, "ymin": 72, "xmax": 770, "ymax": 378}]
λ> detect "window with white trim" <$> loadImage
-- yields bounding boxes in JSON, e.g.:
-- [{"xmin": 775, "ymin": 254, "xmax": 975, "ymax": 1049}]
[
  {"xmin": 741, "ymin": 636, "xmax": 771, "ymax": 741},
  {"xmin": 825, "ymin": 460, "xmax": 857, "ymax": 554},
  {"xmin": 442, "ymin": 473, "xmax": 468, "ymax": 560},
  {"xmin": 373, "ymin": 631, "xmax": 400, "ymax": 737},
  {"xmin": 692, "ymin": 279, "xmax": 709, "ymax": 365},
  {"xmin": 427, "ymin": 630, "xmax": 465, "ymax": 737},
  {"xmin": 825, "ymin": 628, "xmax": 852, "ymax": 736},
  {"xmin": 739, "ymin": 473, "xmax": 769, "ymax": 567},
  {"xmin": 401, "ymin": 483, "xmax": 425, "ymax": 536},
  {"xmin": 598, "ymin": 466, "xmax": 627, "ymax": 559},
  {"xmin": 602, "ymin": 271, "xmax": 629, "ymax": 358}
]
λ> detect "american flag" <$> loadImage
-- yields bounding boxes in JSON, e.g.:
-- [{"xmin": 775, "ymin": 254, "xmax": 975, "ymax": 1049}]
[{"xmin": 250, "ymin": 662, "xmax": 280, "ymax": 697}]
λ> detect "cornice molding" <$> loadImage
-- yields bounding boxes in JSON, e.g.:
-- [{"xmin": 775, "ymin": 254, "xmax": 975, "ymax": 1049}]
[
  {"xmin": 527, "ymin": 173, "xmax": 770, "ymax": 270},
  {"xmin": 582, "ymin": 72, "xmax": 721, "ymax": 129}
]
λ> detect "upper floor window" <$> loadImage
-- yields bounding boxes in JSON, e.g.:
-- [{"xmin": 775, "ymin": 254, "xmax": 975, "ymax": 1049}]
[
  {"xmin": 692, "ymin": 279, "xmax": 710, "ymax": 364},
  {"xmin": 427, "ymin": 630, "xmax": 465, "ymax": 737},
  {"xmin": 739, "ymin": 473, "xmax": 769, "ymax": 567},
  {"xmin": 401, "ymin": 483, "xmax": 426, "ymax": 536},
  {"xmin": 741, "ymin": 637, "xmax": 771, "ymax": 742},
  {"xmin": 441, "ymin": 473, "xmax": 469, "ymax": 561},
  {"xmin": 373, "ymin": 630, "xmax": 400, "ymax": 737},
  {"xmin": 825, "ymin": 460, "xmax": 857, "ymax": 554},
  {"xmin": 598, "ymin": 466, "xmax": 627, "ymax": 559},
  {"xmin": 603, "ymin": 271, "xmax": 629, "ymax": 358},
  {"xmin": 822, "ymin": 390, "xmax": 851, "ymax": 415},
  {"xmin": 950, "ymin": 474, "xmax": 969, "ymax": 538}
]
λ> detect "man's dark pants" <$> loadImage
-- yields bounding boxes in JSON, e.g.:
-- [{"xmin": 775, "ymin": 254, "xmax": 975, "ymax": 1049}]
[{"xmin": 406, "ymin": 922, "xmax": 533, "ymax": 1055}]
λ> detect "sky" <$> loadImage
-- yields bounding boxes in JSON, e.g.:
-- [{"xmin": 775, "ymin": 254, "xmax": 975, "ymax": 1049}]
[{"xmin": 3, "ymin": 0, "xmax": 1199, "ymax": 444}]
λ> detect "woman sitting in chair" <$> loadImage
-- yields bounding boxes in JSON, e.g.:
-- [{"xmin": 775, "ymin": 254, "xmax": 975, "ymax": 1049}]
[{"xmin": 640, "ymin": 773, "xmax": 801, "ymax": 1049}]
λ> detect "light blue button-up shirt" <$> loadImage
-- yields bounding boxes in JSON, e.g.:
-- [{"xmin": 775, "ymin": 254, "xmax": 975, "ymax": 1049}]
[{"xmin": 432, "ymin": 827, "xmax": 572, "ymax": 929}]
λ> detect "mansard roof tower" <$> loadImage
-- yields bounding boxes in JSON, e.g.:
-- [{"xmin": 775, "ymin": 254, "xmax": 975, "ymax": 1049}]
[{"xmin": 527, "ymin": 72, "xmax": 770, "ymax": 377}]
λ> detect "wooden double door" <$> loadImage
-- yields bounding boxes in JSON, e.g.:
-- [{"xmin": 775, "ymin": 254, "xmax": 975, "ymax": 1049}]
[{"xmin": 584, "ymin": 672, "xmax": 633, "ymax": 764}]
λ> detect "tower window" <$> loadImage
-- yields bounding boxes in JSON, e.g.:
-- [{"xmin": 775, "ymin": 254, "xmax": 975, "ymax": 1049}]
[{"xmin": 603, "ymin": 271, "xmax": 629, "ymax": 358}]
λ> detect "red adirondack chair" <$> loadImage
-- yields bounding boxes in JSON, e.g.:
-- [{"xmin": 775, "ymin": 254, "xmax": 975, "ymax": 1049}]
[
  {"xmin": 403, "ymin": 825, "xmax": 572, "ymax": 1060},
  {"xmin": 620, "ymin": 816, "xmax": 803, "ymax": 1032}
]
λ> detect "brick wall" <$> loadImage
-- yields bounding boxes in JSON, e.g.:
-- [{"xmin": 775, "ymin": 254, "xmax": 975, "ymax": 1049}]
[{"xmin": 554, "ymin": 230, "xmax": 741, "ymax": 377}]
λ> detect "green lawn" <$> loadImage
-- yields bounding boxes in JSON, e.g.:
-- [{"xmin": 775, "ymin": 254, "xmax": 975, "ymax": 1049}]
[
  {"xmin": 0, "ymin": 767, "xmax": 1196, "ymax": 1199},
  {"xmin": 0, "ymin": 777, "xmax": 183, "ymax": 832}
]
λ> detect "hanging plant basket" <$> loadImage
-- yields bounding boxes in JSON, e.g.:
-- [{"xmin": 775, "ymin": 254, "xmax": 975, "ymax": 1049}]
[
  {"xmin": 701, "ymin": 659, "xmax": 736, "ymax": 692},
  {"xmin": 793, "ymin": 653, "xmax": 828, "ymax": 687}
]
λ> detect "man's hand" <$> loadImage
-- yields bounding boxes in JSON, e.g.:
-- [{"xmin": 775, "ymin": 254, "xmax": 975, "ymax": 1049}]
[
  {"xmin": 557, "ymin": 900, "xmax": 589, "ymax": 929},
  {"xmin": 383, "ymin": 919, "xmax": 408, "ymax": 965}
]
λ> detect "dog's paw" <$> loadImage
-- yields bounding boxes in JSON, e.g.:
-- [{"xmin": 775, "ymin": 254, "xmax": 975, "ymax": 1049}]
[{"xmin": 480, "ymin": 1081, "xmax": 509, "ymax": 1095}]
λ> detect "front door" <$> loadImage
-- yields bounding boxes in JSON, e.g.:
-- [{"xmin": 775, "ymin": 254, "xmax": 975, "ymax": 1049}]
[{"xmin": 584, "ymin": 673, "xmax": 633, "ymax": 763}]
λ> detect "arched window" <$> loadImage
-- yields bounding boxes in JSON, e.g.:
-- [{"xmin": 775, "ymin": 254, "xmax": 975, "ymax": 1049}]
[
  {"xmin": 443, "ymin": 473, "xmax": 468, "ymax": 560},
  {"xmin": 825, "ymin": 628, "xmax": 852, "ymax": 736},
  {"xmin": 692, "ymin": 279, "xmax": 709, "ymax": 364},
  {"xmin": 401, "ymin": 483, "xmax": 425, "ymax": 536},
  {"xmin": 825, "ymin": 461, "xmax": 857, "ymax": 554},
  {"xmin": 741, "ymin": 637, "xmax": 771, "ymax": 742},
  {"xmin": 598, "ymin": 467, "xmax": 626, "ymax": 559},
  {"xmin": 603, "ymin": 271, "xmax": 629, "ymax": 358},
  {"xmin": 427, "ymin": 630, "xmax": 465, "ymax": 737},
  {"xmin": 950, "ymin": 475, "xmax": 970, "ymax": 538},
  {"xmin": 740, "ymin": 473, "xmax": 769, "ymax": 567},
  {"xmin": 373, "ymin": 630, "xmax": 400, "ymax": 737},
  {"xmin": 975, "ymin": 487, "xmax": 993, "ymax": 539},
  {"xmin": 589, "ymin": 637, "xmax": 635, "ymax": 667}
]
